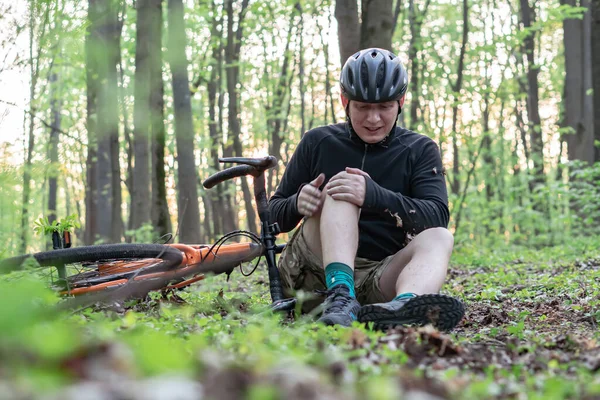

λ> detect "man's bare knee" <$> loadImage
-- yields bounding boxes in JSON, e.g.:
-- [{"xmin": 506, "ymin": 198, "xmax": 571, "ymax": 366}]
[
  {"xmin": 427, "ymin": 227, "xmax": 453, "ymax": 248},
  {"xmin": 413, "ymin": 227, "xmax": 454, "ymax": 254},
  {"xmin": 322, "ymin": 193, "xmax": 360, "ymax": 216}
]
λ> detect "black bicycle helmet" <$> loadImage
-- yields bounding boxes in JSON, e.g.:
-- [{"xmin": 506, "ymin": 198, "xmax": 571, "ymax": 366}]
[{"xmin": 340, "ymin": 48, "xmax": 408, "ymax": 103}]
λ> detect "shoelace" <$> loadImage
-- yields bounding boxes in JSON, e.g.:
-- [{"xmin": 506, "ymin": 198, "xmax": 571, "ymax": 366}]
[{"xmin": 321, "ymin": 287, "xmax": 353, "ymax": 314}]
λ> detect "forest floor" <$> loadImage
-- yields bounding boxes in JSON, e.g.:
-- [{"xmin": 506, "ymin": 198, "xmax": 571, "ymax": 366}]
[{"xmin": 0, "ymin": 235, "xmax": 599, "ymax": 400}]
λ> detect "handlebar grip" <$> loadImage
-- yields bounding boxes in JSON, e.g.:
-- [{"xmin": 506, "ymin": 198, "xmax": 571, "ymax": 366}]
[{"xmin": 202, "ymin": 165, "xmax": 257, "ymax": 189}]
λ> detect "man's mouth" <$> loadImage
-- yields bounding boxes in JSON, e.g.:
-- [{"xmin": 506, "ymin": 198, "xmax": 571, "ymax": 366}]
[{"xmin": 365, "ymin": 126, "xmax": 382, "ymax": 132}]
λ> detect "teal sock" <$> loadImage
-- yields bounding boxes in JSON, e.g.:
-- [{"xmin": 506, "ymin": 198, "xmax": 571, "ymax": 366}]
[
  {"xmin": 324, "ymin": 262, "xmax": 356, "ymax": 298},
  {"xmin": 393, "ymin": 292, "xmax": 417, "ymax": 301}
]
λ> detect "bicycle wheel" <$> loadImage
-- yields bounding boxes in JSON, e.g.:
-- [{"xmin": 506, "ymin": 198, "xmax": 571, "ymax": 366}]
[
  {"xmin": 139, "ymin": 241, "xmax": 265, "ymax": 289},
  {"xmin": 0, "ymin": 244, "xmax": 184, "ymax": 295},
  {"xmin": 65, "ymin": 242, "xmax": 264, "ymax": 295}
]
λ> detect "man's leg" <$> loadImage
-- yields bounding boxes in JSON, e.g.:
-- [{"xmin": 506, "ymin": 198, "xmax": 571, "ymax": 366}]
[
  {"xmin": 302, "ymin": 195, "xmax": 361, "ymax": 326},
  {"xmin": 320, "ymin": 195, "xmax": 360, "ymax": 267},
  {"xmin": 378, "ymin": 227, "xmax": 453, "ymax": 301},
  {"xmin": 358, "ymin": 228, "xmax": 464, "ymax": 331},
  {"xmin": 301, "ymin": 195, "xmax": 360, "ymax": 265}
]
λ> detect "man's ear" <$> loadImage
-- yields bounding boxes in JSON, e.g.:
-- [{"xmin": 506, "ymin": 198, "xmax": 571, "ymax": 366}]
[
  {"xmin": 397, "ymin": 95, "xmax": 406, "ymax": 115},
  {"xmin": 340, "ymin": 95, "xmax": 349, "ymax": 109}
]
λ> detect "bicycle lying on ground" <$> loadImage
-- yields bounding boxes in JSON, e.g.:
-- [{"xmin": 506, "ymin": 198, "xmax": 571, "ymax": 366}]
[{"xmin": 0, "ymin": 156, "xmax": 297, "ymax": 312}]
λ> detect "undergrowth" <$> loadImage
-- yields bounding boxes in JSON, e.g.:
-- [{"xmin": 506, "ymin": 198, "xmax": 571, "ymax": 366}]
[{"xmin": 0, "ymin": 235, "xmax": 599, "ymax": 399}]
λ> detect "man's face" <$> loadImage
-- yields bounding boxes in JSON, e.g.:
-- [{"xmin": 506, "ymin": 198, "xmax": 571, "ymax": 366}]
[{"xmin": 348, "ymin": 100, "xmax": 399, "ymax": 144}]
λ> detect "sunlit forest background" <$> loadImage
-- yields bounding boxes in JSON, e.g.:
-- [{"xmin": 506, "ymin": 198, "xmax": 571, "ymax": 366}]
[
  {"xmin": 0, "ymin": 0, "xmax": 599, "ymax": 256},
  {"xmin": 1, "ymin": 1, "xmax": 600, "ymax": 398}
]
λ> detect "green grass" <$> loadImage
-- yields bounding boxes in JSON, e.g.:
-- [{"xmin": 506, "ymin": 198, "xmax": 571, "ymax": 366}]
[{"xmin": 0, "ymin": 235, "xmax": 599, "ymax": 399}]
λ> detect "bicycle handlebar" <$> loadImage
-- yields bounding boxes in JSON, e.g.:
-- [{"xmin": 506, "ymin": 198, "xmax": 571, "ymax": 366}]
[
  {"xmin": 219, "ymin": 156, "xmax": 277, "ymax": 168},
  {"xmin": 203, "ymin": 165, "xmax": 256, "ymax": 189},
  {"xmin": 202, "ymin": 156, "xmax": 277, "ymax": 189},
  {"xmin": 202, "ymin": 154, "xmax": 295, "ymax": 311}
]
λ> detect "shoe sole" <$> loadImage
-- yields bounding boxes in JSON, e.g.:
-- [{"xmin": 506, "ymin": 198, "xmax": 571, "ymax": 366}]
[
  {"xmin": 357, "ymin": 294, "xmax": 465, "ymax": 331},
  {"xmin": 317, "ymin": 315, "xmax": 354, "ymax": 327}
]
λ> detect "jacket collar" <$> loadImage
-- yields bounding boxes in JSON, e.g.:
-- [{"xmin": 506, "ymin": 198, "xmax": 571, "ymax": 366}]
[{"xmin": 345, "ymin": 120, "xmax": 397, "ymax": 148}]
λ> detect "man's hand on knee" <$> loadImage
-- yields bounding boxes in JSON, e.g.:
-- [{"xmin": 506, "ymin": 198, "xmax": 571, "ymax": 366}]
[
  {"xmin": 297, "ymin": 173, "xmax": 326, "ymax": 217},
  {"xmin": 326, "ymin": 167, "xmax": 370, "ymax": 206}
]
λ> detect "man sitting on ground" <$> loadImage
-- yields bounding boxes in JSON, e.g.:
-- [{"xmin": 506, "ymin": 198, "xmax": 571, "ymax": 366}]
[{"xmin": 268, "ymin": 48, "xmax": 464, "ymax": 330}]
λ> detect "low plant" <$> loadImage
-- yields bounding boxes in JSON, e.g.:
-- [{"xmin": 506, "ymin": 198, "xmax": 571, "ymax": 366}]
[{"xmin": 33, "ymin": 213, "xmax": 81, "ymax": 237}]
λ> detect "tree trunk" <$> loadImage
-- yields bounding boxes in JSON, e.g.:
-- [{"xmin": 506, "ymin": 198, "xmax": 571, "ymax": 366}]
[
  {"xmin": 207, "ymin": 74, "xmax": 222, "ymax": 237},
  {"xmin": 21, "ymin": 0, "xmax": 45, "ymax": 253},
  {"xmin": 562, "ymin": 0, "xmax": 595, "ymax": 164},
  {"xmin": 130, "ymin": 0, "xmax": 153, "ymax": 232},
  {"xmin": 149, "ymin": 0, "xmax": 171, "ymax": 237},
  {"xmin": 202, "ymin": 0, "xmax": 227, "ymax": 238},
  {"xmin": 109, "ymin": 1, "xmax": 123, "ymax": 242},
  {"xmin": 21, "ymin": 106, "xmax": 35, "ymax": 252},
  {"xmin": 84, "ymin": 135, "xmax": 98, "ymax": 245},
  {"xmin": 335, "ymin": 0, "xmax": 360, "ymax": 66},
  {"xmin": 335, "ymin": 0, "xmax": 394, "ymax": 65},
  {"xmin": 207, "ymin": 13, "xmax": 224, "ymax": 238},
  {"xmin": 519, "ymin": 0, "xmax": 544, "ymax": 187},
  {"xmin": 496, "ymin": 100, "xmax": 506, "ymax": 215},
  {"xmin": 117, "ymin": 2, "xmax": 133, "ymax": 212},
  {"xmin": 408, "ymin": 0, "xmax": 431, "ymax": 128},
  {"xmin": 201, "ymin": 193, "xmax": 212, "ymax": 242},
  {"xmin": 450, "ymin": 0, "xmax": 469, "ymax": 196},
  {"xmin": 511, "ymin": 128, "xmax": 524, "ymax": 208},
  {"xmin": 392, "ymin": 0, "xmax": 403, "ymax": 37},
  {"xmin": 515, "ymin": 101, "xmax": 531, "ymax": 167},
  {"xmin": 267, "ymin": 10, "xmax": 295, "ymax": 195},
  {"xmin": 110, "ymin": 114, "xmax": 123, "ymax": 241},
  {"xmin": 85, "ymin": 0, "xmax": 100, "ymax": 244},
  {"xmin": 215, "ymin": 7, "xmax": 236, "ymax": 235},
  {"xmin": 482, "ymin": 92, "xmax": 493, "ymax": 202},
  {"xmin": 119, "ymin": 69, "xmax": 134, "ymax": 237},
  {"xmin": 360, "ymin": 0, "xmax": 394, "ymax": 50},
  {"xmin": 593, "ymin": 0, "xmax": 600, "ymax": 162},
  {"xmin": 318, "ymin": 19, "xmax": 333, "ymax": 124},
  {"xmin": 481, "ymin": 0, "xmax": 494, "ymax": 203},
  {"xmin": 167, "ymin": 0, "xmax": 201, "ymax": 243},
  {"xmin": 298, "ymin": 2, "xmax": 306, "ymax": 138},
  {"xmin": 225, "ymin": 0, "xmax": 256, "ymax": 234},
  {"xmin": 86, "ymin": 0, "xmax": 122, "ymax": 243},
  {"xmin": 48, "ymin": 67, "xmax": 61, "ymax": 226}
]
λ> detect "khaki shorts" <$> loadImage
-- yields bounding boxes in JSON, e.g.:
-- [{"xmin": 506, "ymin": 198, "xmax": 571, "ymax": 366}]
[{"xmin": 277, "ymin": 222, "xmax": 395, "ymax": 313}]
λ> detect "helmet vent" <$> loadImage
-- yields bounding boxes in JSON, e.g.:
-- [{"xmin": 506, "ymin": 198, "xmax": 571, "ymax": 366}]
[
  {"xmin": 392, "ymin": 68, "xmax": 400, "ymax": 86},
  {"xmin": 376, "ymin": 64, "xmax": 385, "ymax": 88},
  {"xmin": 360, "ymin": 60, "xmax": 369, "ymax": 86}
]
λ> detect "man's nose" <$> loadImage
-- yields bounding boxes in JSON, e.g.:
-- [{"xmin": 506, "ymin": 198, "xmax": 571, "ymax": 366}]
[{"xmin": 366, "ymin": 110, "xmax": 381, "ymax": 123}]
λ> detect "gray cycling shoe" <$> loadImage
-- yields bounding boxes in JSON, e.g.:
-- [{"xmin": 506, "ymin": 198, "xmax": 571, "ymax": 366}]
[
  {"xmin": 358, "ymin": 294, "xmax": 465, "ymax": 331},
  {"xmin": 317, "ymin": 285, "xmax": 361, "ymax": 327}
]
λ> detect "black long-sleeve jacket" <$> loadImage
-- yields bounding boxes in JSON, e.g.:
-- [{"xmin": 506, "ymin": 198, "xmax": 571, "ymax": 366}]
[{"xmin": 268, "ymin": 122, "xmax": 449, "ymax": 261}]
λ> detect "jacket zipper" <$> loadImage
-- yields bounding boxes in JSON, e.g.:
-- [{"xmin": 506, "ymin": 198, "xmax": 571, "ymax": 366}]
[
  {"xmin": 361, "ymin": 144, "xmax": 368, "ymax": 170},
  {"xmin": 357, "ymin": 144, "xmax": 369, "ymax": 219}
]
